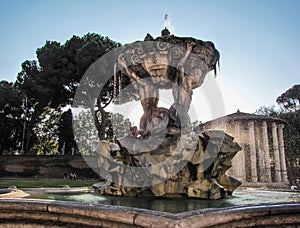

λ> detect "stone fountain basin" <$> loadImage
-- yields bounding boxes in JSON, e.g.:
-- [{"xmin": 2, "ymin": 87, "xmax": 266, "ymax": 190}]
[
  {"xmin": 1, "ymin": 188, "xmax": 300, "ymax": 227},
  {"xmin": 19, "ymin": 188, "xmax": 300, "ymax": 213},
  {"xmin": 0, "ymin": 198, "xmax": 300, "ymax": 227}
]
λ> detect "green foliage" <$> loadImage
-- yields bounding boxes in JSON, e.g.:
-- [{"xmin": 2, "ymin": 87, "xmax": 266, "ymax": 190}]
[
  {"xmin": 108, "ymin": 112, "xmax": 131, "ymax": 140},
  {"xmin": 281, "ymin": 111, "xmax": 300, "ymax": 155},
  {"xmin": 274, "ymin": 84, "xmax": 300, "ymax": 159},
  {"xmin": 0, "ymin": 81, "xmax": 23, "ymax": 154},
  {"xmin": 73, "ymin": 111, "xmax": 131, "ymax": 154},
  {"xmin": 32, "ymin": 34, "xmax": 121, "ymax": 109},
  {"xmin": 73, "ymin": 110, "xmax": 98, "ymax": 155},
  {"xmin": 6, "ymin": 33, "xmax": 123, "ymax": 154},
  {"xmin": 33, "ymin": 138, "xmax": 59, "ymax": 155},
  {"xmin": 276, "ymin": 84, "xmax": 300, "ymax": 112},
  {"xmin": 33, "ymin": 107, "xmax": 62, "ymax": 155},
  {"xmin": 255, "ymin": 105, "xmax": 281, "ymax": 117}
]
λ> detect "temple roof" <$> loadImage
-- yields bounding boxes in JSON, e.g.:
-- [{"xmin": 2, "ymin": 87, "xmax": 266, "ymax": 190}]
[{"xmin": 201, "ymin": 110, "xmax": 287, "ymax": 126}]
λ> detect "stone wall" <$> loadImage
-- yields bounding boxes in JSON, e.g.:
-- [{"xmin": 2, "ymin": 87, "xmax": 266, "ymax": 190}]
[{"xmin": 0, "ymin": 156, "xmax": 99, "ymax": 178}]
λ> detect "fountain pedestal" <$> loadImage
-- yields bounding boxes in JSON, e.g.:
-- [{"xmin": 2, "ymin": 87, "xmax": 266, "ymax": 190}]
[{"xmin": 94, "ymin": 130, "xmax": 242, "ymax": 199}]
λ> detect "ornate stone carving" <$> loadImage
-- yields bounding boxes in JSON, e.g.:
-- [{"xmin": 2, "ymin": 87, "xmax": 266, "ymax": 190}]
[
  {"xmin": 117, "ymin": 32, "xmax": 219, "ymax": 137},
  {"xmin": 94, "ymin": 31, "xmax": 242, "ymax": 199}
]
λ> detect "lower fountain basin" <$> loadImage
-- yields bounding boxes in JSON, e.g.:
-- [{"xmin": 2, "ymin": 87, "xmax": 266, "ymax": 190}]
[
  {"xmin": 23, "ymin": 188, "xmax": 300, "ymax": 214},
  {"xmin": 1, "ymin": 188, "xmax": 300, "ymax": 227},
  {"xmin": 0, "ymin": 198, "xmax": 300, "ymax": 227}
]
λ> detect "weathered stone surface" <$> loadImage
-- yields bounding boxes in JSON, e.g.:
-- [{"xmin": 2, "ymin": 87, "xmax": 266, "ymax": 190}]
[
  {"xmin": 0, "ymin": 188, "xmax": 29, "ymax": 199},
  {"xmin": 92, "ymin": 32, "xmax": 241, "ymax": 199},
  {"xmin": 116, "ymin": 31, "xmax": 219, "ymax": 139},
  {"xmin": 95, "ymin": 129, "xmax": 242, "ymax": 199}
]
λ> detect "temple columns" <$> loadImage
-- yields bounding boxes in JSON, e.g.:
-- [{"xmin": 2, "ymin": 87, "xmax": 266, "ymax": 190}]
[
  {"xmin": 278, "ymin": 124, "xmax": 288, "ymax": 182},
  {"xmin": 255, "ymin": 125, "xmax": 265, "ymax": 182},
  {"xmin": 247, "ymin": 121, "xmax": 287, "ymax": 184},
  {"xmin": 262, "ymin": 121, "xmax": 272, "ymax": 182},
  {"xmin": 248, "ymin": 121, "xmax": 257, "ymax": 182},
  {"xmin": 272, "ymin": 122, "xmax": 281, "ymax": 182},
  {"xmin": 234, "ymin": 121, "xmax": 246, "ymax": 180}
]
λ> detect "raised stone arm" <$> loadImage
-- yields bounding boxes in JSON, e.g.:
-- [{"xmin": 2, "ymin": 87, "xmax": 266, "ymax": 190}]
[
  {"xmin": 118, "ymin": 54, "xmax": 165, "ymax": 137},
  {"xmin": 177, "ymin": 40, "xmax": 195, "ymax": 69},
  {"xmin": 171, "ymin": 40, "xmax": 196, "ymax": 117},
  {"xmin": 118, "ymin": 56, "xmax": 141, "ymax": 82}
]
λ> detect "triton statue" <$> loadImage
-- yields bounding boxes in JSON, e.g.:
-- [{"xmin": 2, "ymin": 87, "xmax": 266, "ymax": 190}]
[
  {"xmin": 93, "ymin": 28, "xmax": 242, "ymax": 199},
  {"xmin": 117, "ymin": 30, "xmax": 219, "ymax": 137}
]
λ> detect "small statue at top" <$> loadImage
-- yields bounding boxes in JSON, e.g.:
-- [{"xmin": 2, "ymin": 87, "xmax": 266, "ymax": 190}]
[{"xmin": 161, "ymin": 27, "xmax": 170, "ymax": 36}]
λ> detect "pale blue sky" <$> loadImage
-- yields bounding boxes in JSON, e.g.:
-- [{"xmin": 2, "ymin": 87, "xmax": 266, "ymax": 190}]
[{"xmin": 1, "ymin": 0, "xmax": 300, "ymax": 117}]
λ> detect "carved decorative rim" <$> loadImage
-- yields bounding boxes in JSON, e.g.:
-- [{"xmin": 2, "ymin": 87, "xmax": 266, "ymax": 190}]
[{"xmin": 1, "ymin": 199, "xmax": 300, "ymax": 227}]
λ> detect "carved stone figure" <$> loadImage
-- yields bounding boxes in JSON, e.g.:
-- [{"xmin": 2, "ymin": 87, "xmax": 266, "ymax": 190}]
[
  {"xmin": 117, "ymin": 32, "xmax": 219, "ymax": 136},
  {"xmin": 94, "ymin": 30, "xmax": 242, "ymax": 199}
]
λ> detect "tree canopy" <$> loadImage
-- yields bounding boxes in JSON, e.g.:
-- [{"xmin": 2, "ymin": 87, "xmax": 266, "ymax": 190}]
[
  {"xmin": 1, "ymin": 33, "xmax": 125, "ymax": 155},
  {"xmin": 276, "ymin": 84, "xmax": 300, "ymax": 111},
  {"xmin": 0, "ymin": 80, "xmax": 23, "ymax": 154}
]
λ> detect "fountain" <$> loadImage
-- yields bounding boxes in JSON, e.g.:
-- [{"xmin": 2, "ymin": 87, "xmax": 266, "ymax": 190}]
[{"xmin": 81, "ymin": 29, "xmax": 243, "ymax": 199}]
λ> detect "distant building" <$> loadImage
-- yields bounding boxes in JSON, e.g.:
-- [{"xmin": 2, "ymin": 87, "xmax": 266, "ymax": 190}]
[{"xmin": 199, "ymin": 111, "xmax": 289, "ymax": 187}]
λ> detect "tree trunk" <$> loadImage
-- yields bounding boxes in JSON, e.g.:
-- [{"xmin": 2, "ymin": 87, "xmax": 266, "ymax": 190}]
[
  {"xmin": 24, "ymin": 108, "xmax": 43, "ymax": 154},
  {"xmin": 95, "ymin": 93, "xmax": 113, "ymax": 140},
  {"xmin": 24, "ymin": 128, "xmax": 31, "ymax": 154},
  {"xmin": 95, "ymin": 106, "xmax": 107, "ymax": 140}
]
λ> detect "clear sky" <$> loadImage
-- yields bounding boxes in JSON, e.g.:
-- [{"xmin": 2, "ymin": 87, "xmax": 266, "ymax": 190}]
[{"xmin": 1, "ymin": 0, "xmax": 300, "ymax": 121}]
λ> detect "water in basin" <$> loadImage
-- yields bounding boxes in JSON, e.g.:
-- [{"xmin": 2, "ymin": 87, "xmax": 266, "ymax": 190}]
[{"xmin": 25, "ymin": 188, "xmax": 300, "ymax": 213}]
